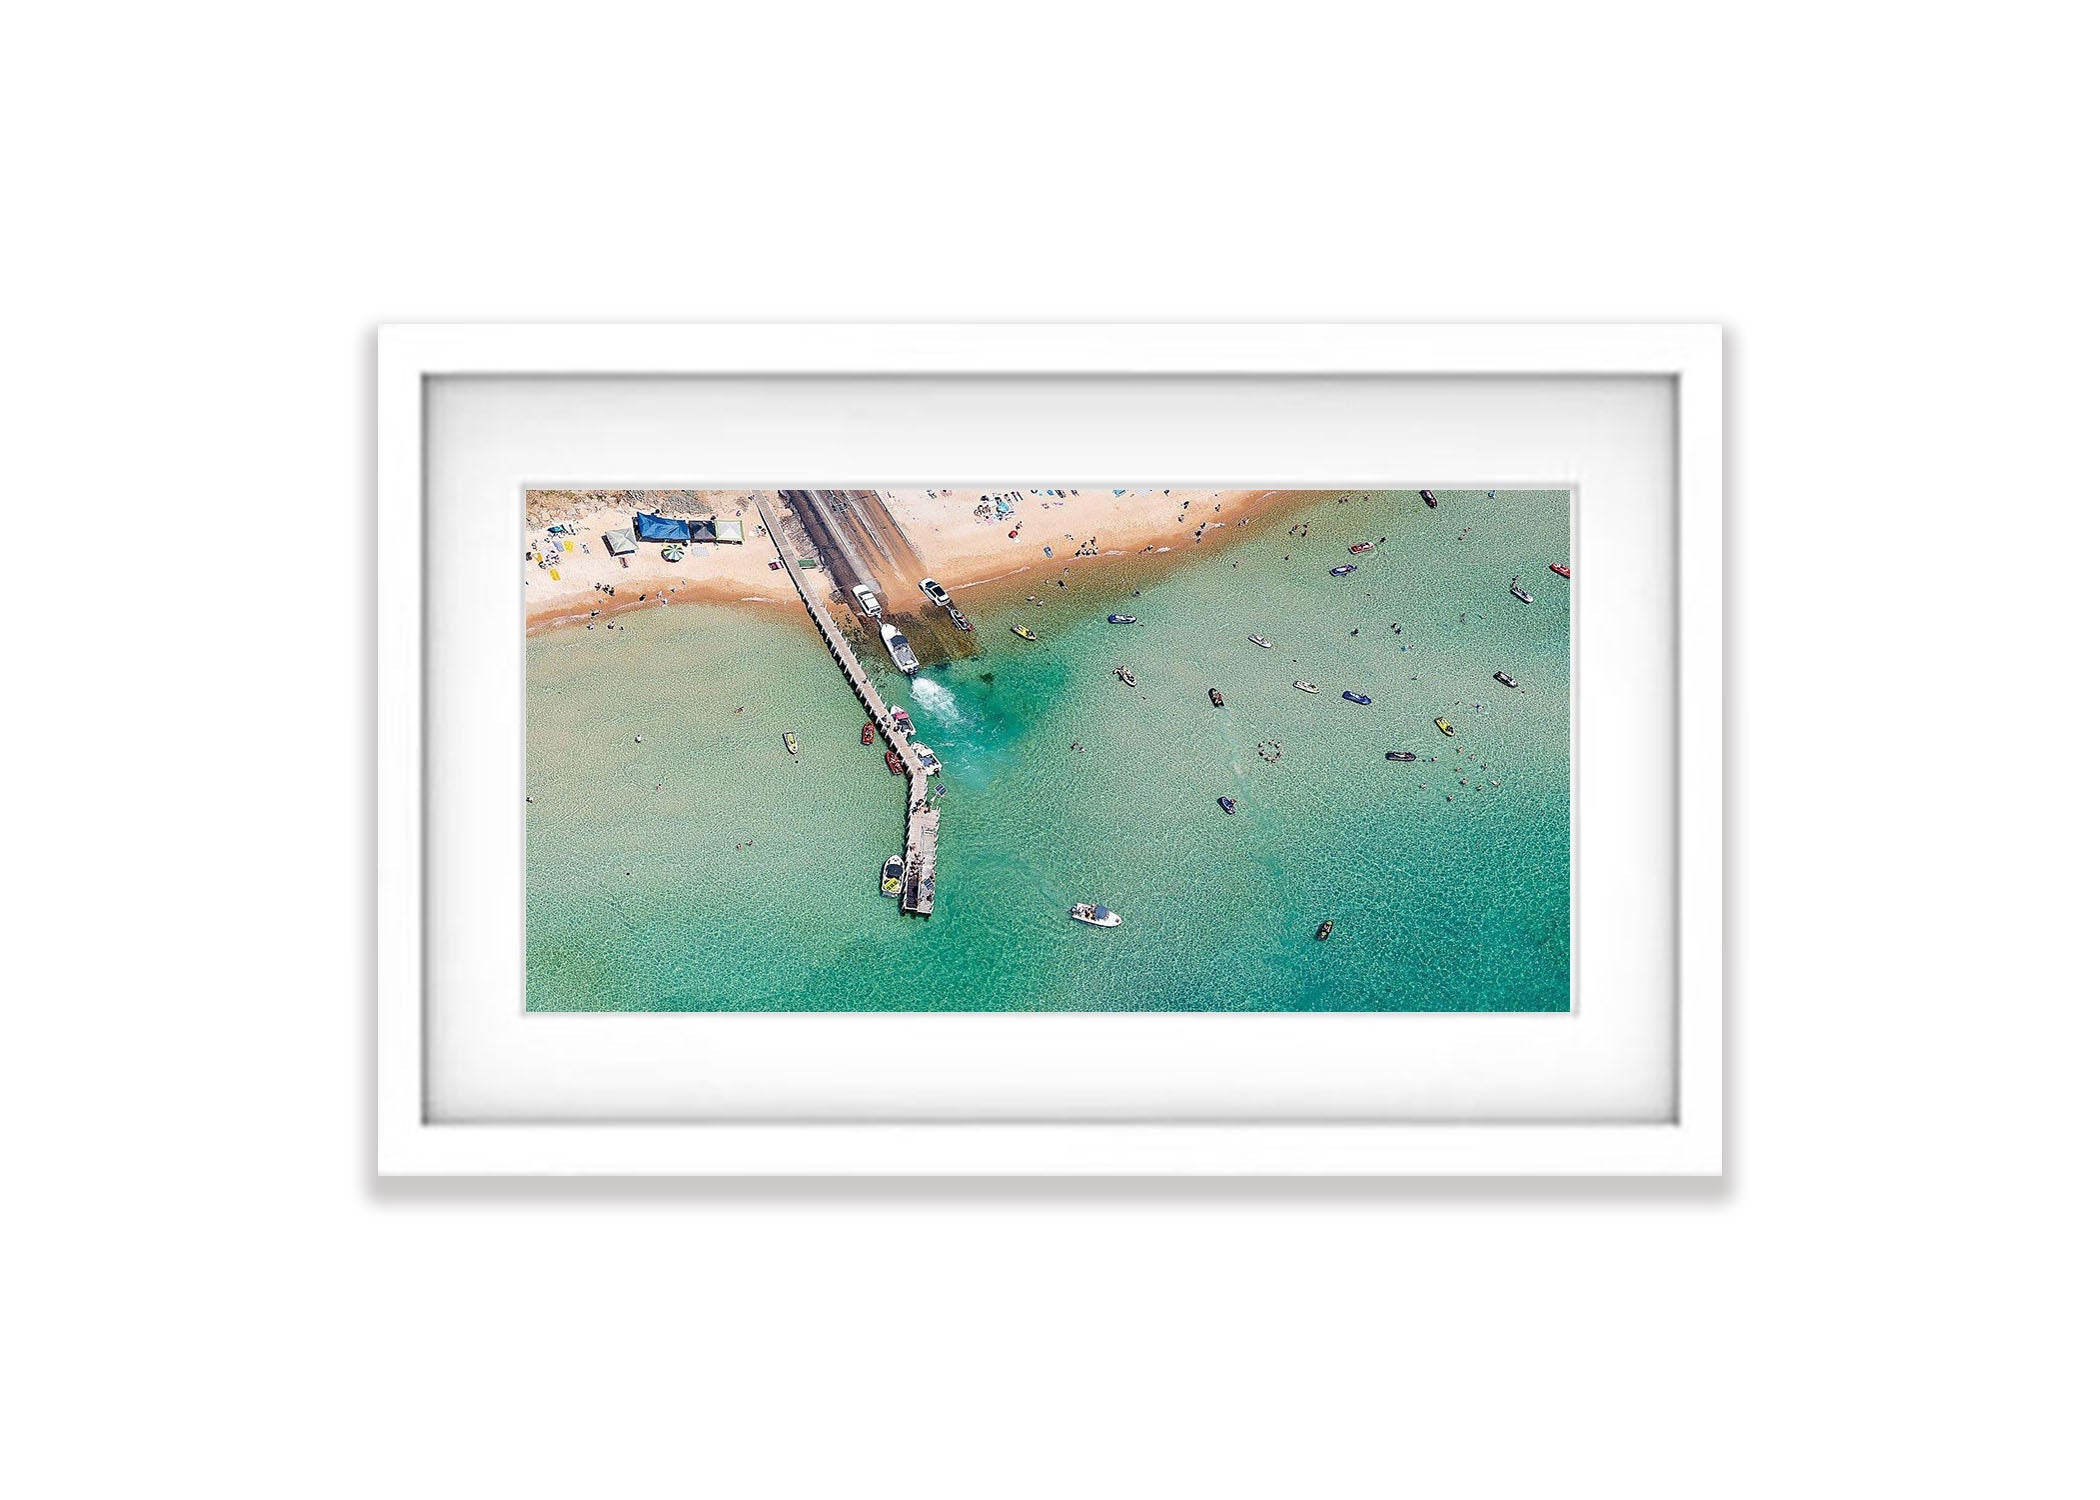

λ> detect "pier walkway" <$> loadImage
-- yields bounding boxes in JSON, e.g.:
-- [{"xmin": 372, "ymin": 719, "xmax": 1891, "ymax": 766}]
[{"xmin": 751, "ymin": 491, "xmax": 938, "ymax": 917}]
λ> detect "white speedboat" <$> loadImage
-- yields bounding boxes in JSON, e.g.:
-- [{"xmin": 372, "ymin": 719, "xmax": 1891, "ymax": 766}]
[
  {"xmin": 1070, "ymin": 903, "xmax": 1122, "ymax": 928},
  {"xmin": 879, "ymin": 622, "xmax": 919, "ymax": 673},
  {"xmin": 1249, "ymin": 634, "xmax": 1273, "ymax": 649},
  {"xmin": 1294, "ymin": 680, "xmax": 1319, "ymax": 693}
]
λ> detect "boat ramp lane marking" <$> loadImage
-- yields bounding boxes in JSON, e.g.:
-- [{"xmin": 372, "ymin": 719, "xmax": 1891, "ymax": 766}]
[{"xmin": 750, "ymin": 490, "xmax": 940, "ymax": 915}]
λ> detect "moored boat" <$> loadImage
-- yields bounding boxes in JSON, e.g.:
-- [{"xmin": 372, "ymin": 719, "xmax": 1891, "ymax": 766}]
[
  {"xmin": 1115, "ymin": 666, "xmax": 1136, "ymax": 687},
  {"xmin": 1494, "ymin": 671, "xmax": 1518, "ymax": 689},
  {"xmin": 1330, "ymin": 564, "xmax": 1357, "ymax": 576},
  {"xmin": 1509, "ymin": 576, "xmax": 1534, "ymax": 604},
  {"xmin": 1420, "ymin": 489, "xmax": 1438, "ymax": 508},
  {"xmin": 1249, "ymin": 634, "xmax": 1273, "ymax": 649},
  {"xmin": 1341, "ymin": 691, "xmax": 1371, "ymax": 705},
  {"xmin": 860, "ymin": 721, "xmax": 875, "ymax": 746},
  {"xmin": 783, "ymin": 731, "xmax": 799, "ymax": 756},
  {"xmin": 1107, "ymin": 613, "xmax": 1137, "ymax": 624},
  {"xmin": 1011, "ymin": 624, "xmax": 1038, "ymax": 641},
  {"xmin": 1217, "ymin": 796, "xmax": 1238, "ymax": 814},
  {"xmin": 1550, "ymin": 563, "xmax": 1571, "ymax": 579},
  {"xmin": 889, "ymin": 705, "xmax": 915, "ymax": 736},
  {"xmin": 1435, "ymin": 716, "xmax": 1455, "ymax": 736},
  {"xmin": 880, "ymin": 856, "xmax": 904, "ymax": 896},
  {"xmin": 1294, "ymin": 680, "xmax": 1318, "ymax": 693},
  {"xmin": 1386, "ymin": 750, "xmax": 1418, "ymax": 762},
  {"xmin": 1209, "ymin": 687, "xmax": 1225, "ymax": 707},
  {"xmin": 1315, "ymin": 919, "xmax": 1334, "ymax": 941},
  {"xmin": 1070, "ymin": 903, "xmax": 1122, "ymax": 928},
  {"xmin": 1348, "ymin": 542, "xmax": 1375, "ymax": 555},
  {"xmin": 885, "ymin": 747, "xmax": 906, "ymax": 775}
]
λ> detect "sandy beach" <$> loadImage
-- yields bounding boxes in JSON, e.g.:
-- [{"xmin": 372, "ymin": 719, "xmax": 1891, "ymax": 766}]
[
  {"xmin": 524, "ymin": 490, "xmax": 797, "ymax": 632},
  {"xmin": 525, "ymin": 487, "xmax": 1286, "ymax": 634},
  {"xmin": 886, "ymin": 486, "xmax": 1277, "ymax": 590},
  {"xmin": 526, "ymin": 485, "xmax": 1574, "ymax": 1013}
]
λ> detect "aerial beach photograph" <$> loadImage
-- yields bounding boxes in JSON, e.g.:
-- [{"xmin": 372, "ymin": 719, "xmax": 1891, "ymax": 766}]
[{"xmin": 524, "ymin": 485, "xmax": 1572, "ymax": 1011}]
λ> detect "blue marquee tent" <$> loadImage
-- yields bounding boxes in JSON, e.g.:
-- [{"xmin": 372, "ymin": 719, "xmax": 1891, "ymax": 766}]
[{"xmin": 634, "ymin": 512, "xmax": 691, "ymax": 543}]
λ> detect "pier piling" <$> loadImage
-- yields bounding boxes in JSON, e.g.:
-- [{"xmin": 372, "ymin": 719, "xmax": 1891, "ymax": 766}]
[{"xmin": 751, "ymin": 491, "xmax": 938, "ymax": 916}]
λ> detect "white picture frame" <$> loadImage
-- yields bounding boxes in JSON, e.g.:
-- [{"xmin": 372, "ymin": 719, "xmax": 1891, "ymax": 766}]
[{"xmin": 378, "ymin": 324, "xmax": 1722, "ymax": 1176}]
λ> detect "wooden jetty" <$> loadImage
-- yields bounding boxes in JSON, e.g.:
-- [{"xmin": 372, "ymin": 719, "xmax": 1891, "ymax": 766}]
[
  {"xmin": 751, "ymin": 491, "xmax": 938, "ymax": 916},
  {"xmin": 901, "ymin": 804, "xmax": 939, "ymax": 917}
]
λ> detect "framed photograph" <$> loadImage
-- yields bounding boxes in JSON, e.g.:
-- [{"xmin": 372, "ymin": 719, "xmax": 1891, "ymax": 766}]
[{"xmin": 378, "ymin": 324, "xmax": 1721, "ymax": 1175}]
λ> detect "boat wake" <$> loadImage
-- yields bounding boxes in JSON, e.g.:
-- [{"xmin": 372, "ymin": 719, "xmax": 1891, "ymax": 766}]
[{"xmin": 909, "ymin": 674, "xmax": 966, "ymax": 726}]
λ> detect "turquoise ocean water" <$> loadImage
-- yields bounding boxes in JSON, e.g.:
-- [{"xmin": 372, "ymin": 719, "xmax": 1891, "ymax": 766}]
[{"xmin": 526, "ymin": 490, "xmax": 1570, "ymax": 1011}]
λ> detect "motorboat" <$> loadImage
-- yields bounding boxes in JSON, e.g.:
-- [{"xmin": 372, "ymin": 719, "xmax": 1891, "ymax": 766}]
[
  {"xmin": 920, "ymin": 577, "xmax": 953, "ymax": 608},
  {"xmin": 1385, "ymin": 751, "xmax": 1418, "ymax": 762},
  {"xmin": 1330, "ymin": 564, "xmax": 1357, "ymax": 576},
  {"xmin": 880, "ymin": 856, "xmax": 905, "ymax": 896},
  {"xmin": 880, "ymin": 622, "xmax": 919, "ymax": 672},
  {"xmin": 1248, "ymin": 634, "xmax": 1273, "ymax": 649},
  {"xmin": 885, "ymin": 747, "xmax": 906, "ymax": 775},
  {"xmin": 1550, "ymin": 563, "xmax": 1572, "ymax": 579},
  {"xmin": 1509, "ymin": 577, "xmax": 1535, "ymax": 604},
  {"xmin": 1435, "ymin": 717, "xmax": 1456, "ymax": 736},
  {"xmin": 1315, "ymin": 920, "xmax": 1334, "ymax": 941},
  {"xmin": 1349, "ymin": 542, "xmax": 1375, "ymax": 555},
  {"xmin": 911, "ymin": 743, "xmax": 943, "ymax": 775},
  {"xmin": 1107, "ymin": 614, "xmax": 1137, "ymax": 624},
  {"xmin": 1209, "ymin": 688, "xmax": 1225, "ymax": 708},
  {"xmin": 861, "ymin": 721, "xmax": 875, "ymax": 746},
  {"xmin": 1115, "ymin": 666, "xmax": 1136, "ymax": 687},
  {"xmin": 889, "ymin": 705, "xmax": 916, "ymax": 735},
  {"xmin": 1217, "ymin": 796, "xmax": 1238, "ymax": 814},
  {"xmin": 1294, "ymin": 680, "xmax": 1319, "ymax": 693},
  {"xmin": 1011, "ymin": 624, "xmax": 1038, "ymax": 641},
  {"xmin": 1070, "ymin": 903, "xmax": 1122, "ymax": 928},
  {"xmin": 782, "ymin": 732, "xmax": 799, "ymax": 756},
  {"xmin": 1494, "ymin": 671, "xmax": 1518, "ymax": 689},
  {"xmin": 1341, "ymin": 691, "xmax": 1371, "ymax": 705},
  {"xmin": 947, "ymin": 605, "xmax": 973, "ymax": 631},
  {"xmin": 1420, "ymin": 489, "xmax": 1437, "ymax": 508}
]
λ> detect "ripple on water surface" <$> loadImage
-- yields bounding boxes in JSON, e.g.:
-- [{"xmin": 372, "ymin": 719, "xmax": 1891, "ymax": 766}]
[{"xmin": 527, "ymin": 490, "xmax": 1570, "ymax": 1010}]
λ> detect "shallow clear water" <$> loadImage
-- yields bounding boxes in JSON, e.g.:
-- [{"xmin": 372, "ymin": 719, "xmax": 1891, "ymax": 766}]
[{"xmin": 526, "ymin": 490, "xmax": 1570, "ymax": 1010}]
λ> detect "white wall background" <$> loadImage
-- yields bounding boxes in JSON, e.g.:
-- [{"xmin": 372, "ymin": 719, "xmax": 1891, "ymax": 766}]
[{"xmin": 4, "ymin": 4, "xmax": 2092, "ymax": 1497}]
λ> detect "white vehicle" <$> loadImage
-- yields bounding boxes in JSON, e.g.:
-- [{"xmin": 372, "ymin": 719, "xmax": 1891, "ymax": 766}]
[
  {"xmin": 919, "ymin": 577, "xmax": 953, "ymax": 609},
  {"xmin": 852, "ymin": 584, "xmax": 882, "ymax": 617}
]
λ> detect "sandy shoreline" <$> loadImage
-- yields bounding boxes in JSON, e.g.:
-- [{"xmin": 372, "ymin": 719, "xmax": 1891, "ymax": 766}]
[
  {"xmin": 524, "ymin": 487, "xmax": 1302, "ymax": 635},
  {"xmin": 523, "ymin": 490, "xmax": 796, "ymax": 633}
]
